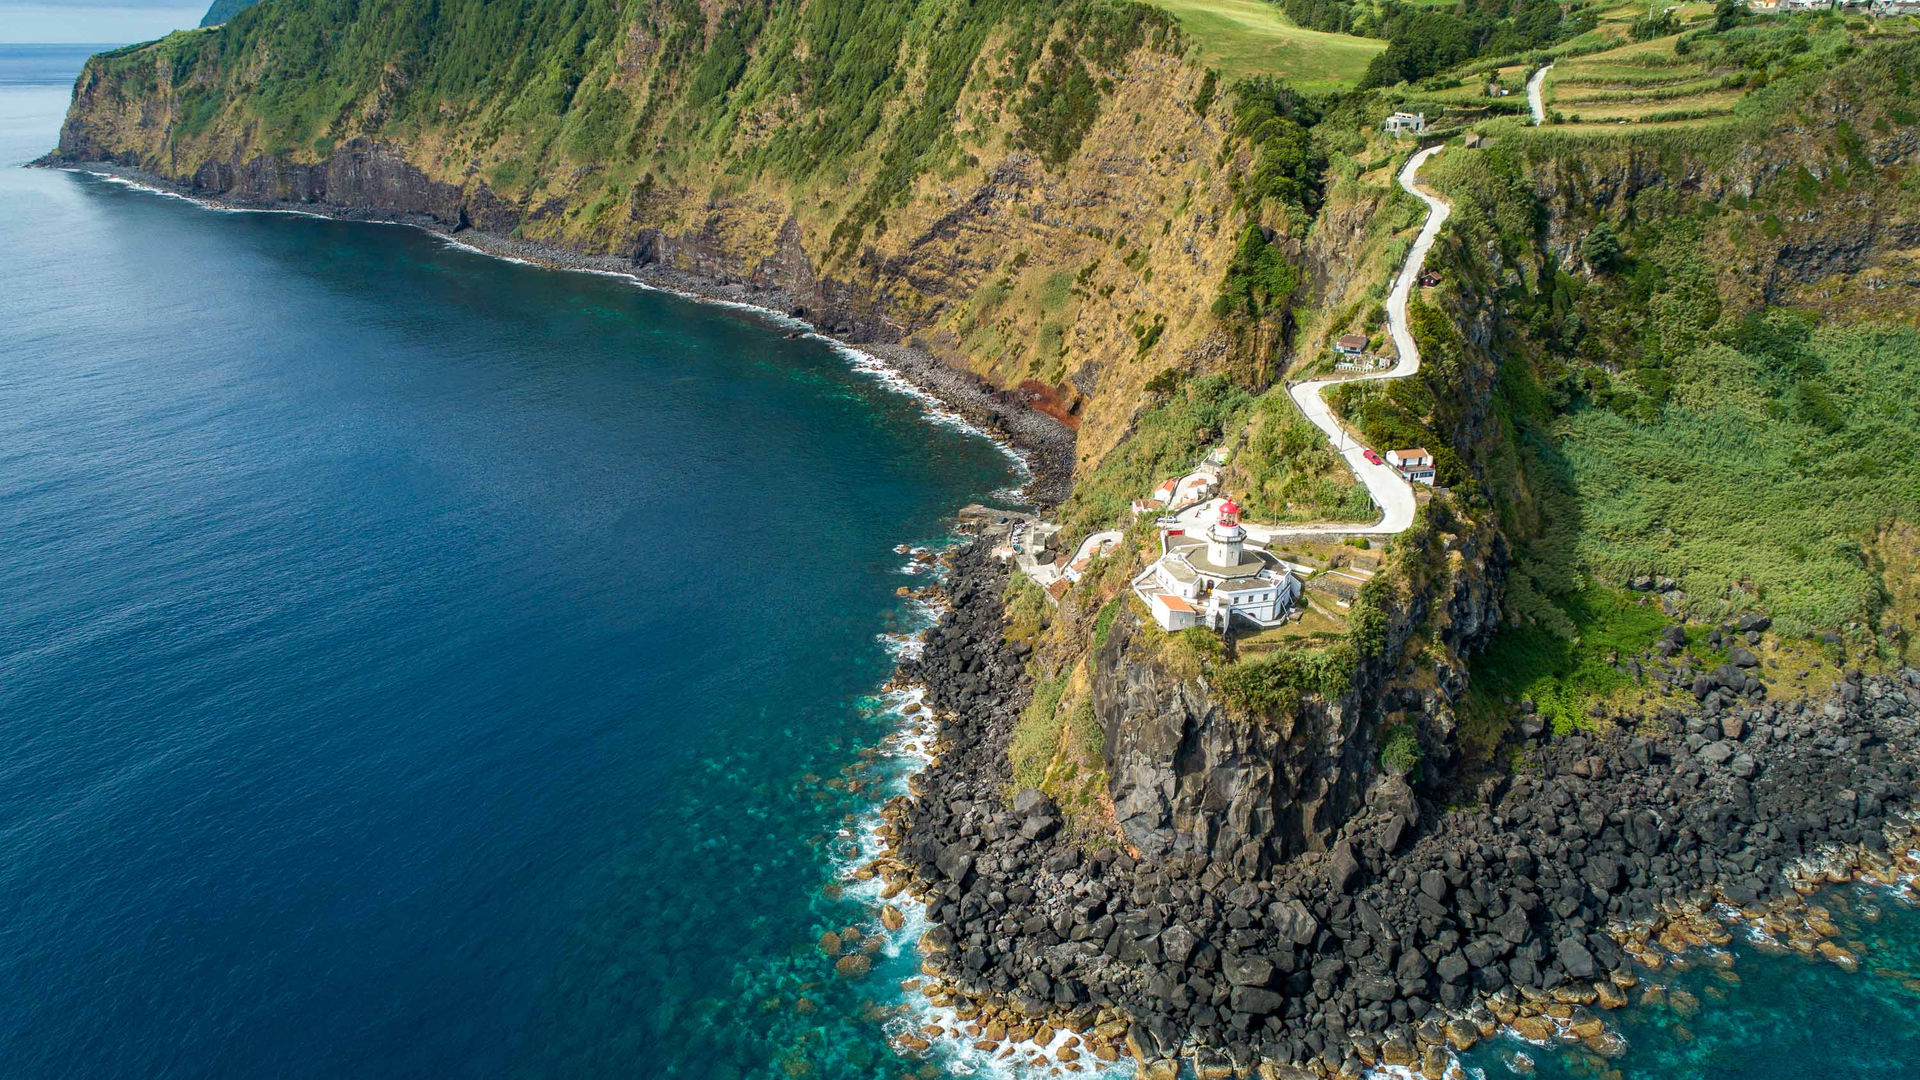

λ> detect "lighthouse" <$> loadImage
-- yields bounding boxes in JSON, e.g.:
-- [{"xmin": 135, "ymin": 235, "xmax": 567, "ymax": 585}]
[{"xmin": 1207, "ymin": 495, "xmax": 1247, "ymax": 568}]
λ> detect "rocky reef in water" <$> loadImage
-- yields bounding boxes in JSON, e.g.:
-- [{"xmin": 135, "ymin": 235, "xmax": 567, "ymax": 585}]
[{"xmin": 875, "ymin": 542, "xmax": 1920, "ymax": 1078}]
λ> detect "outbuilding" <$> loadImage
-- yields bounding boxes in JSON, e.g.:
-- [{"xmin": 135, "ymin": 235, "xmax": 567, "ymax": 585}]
[{"xmin": 1149, "ymin": 593, "xmax": 1199, "ymax": 631}]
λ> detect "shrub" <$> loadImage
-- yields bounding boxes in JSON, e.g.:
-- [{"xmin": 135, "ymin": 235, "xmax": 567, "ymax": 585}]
[
  {"xmin": 1214, "ymin": 643, "xmax": 1358, "ymax": 719},
  {"xmin": 1379, "ymin": 723, "xmax": 1422, "ymax": 777},
  {"xmin": 1010, "ymin": 676, "xmax": 1068, "ymax": 790}
]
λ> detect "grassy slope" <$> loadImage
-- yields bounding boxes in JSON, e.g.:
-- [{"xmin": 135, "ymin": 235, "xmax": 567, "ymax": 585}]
[
  {"xmin": 1422, "ymin": 35, "xmax": 1920, "ymax": 747},
  {"xmin": 1142, "ymin": 0, "xmax": 1384, "ymax": 88}
]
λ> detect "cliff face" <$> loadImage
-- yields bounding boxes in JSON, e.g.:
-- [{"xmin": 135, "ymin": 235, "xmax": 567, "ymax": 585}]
[
  {"xmin": 1090, "ymin": 516, "xmax": 1506, "ymax": 875},
  {"xmin": 51, "ymin": 0, "xmax": 1318, "ymax": 471}
]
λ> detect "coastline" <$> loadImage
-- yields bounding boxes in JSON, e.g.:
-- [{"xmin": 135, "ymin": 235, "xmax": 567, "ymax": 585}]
[
  {"xmin": 41, "ymin": 159, "xmax": 1077, "ymax": 507},
  {"xmin": 43, "ymin": 155, "xmax": 1920, "ymax": 1080},
  {"xmin": 865, "ymin": 541, "xmax": 1920, "ymax": 1079}
]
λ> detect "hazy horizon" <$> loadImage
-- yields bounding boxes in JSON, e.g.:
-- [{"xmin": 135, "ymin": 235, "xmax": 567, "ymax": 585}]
[{"xmin": 3, "ymin": 0, "xmax": 201, "ymax": 44}]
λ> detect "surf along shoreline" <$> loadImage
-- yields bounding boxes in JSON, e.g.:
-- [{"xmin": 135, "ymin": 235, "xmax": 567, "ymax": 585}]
[{"xmin": 36, "ymin": 157, "xmax": 1077, "ymax": 509}]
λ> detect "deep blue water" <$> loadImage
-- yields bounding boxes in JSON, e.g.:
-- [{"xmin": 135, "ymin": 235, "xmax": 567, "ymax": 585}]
[
  {"xmin": 0, "ymin": 44, "xmax": 1015, "ymax": 1080},
  {"xmin": 8, "ymin": 41, "xmax": 1920, "ymax": 1080}
]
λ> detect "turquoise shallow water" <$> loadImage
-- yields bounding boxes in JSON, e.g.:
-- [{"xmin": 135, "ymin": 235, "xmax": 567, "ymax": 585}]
[
  {"xmin": 1459, "ymin": 882, "xmax": 1920, "ymax": 1080},
  {"xmin": 9, "ymin": 42, "xmax": 1920, "ymax": 1080}
]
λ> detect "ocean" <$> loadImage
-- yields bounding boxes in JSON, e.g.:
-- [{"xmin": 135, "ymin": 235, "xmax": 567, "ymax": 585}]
[
  {"xmin": 0, "ymin": 43, "xmax": 1018, "ymax": 1080},
  {"xmin": 4, "ymin": 41, "xmax": 1920, "ymax": 1080}
]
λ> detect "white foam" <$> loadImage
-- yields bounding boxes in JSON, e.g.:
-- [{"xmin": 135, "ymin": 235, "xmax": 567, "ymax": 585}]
[
  {"xmin": 74, "ymin": 169, "xmax": 340, "ymax": 220},
  {"xmin": 823, "ymin": 339, "xmax": 1036, "ymax": 483}
]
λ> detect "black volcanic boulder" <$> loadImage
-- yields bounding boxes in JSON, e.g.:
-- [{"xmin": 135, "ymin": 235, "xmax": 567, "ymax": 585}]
[
  {"xmin": 1328, "ymin": 843, "xmax": 1363, "ymax": 893},
  {"xmin": 1224, "ymin": 953, "xmax": 1277, "ymax": 987},
  {"xmin": 1556, "ymin": 936, "xmax": 1596, "ymax": 979},
  {"xmin": 1270, "ymin": 899, "xmax": 1320, "ymax": 946},
  {"xmin": 1013, "ymin": 787, "xmax": 1060, "ymax": 840}
]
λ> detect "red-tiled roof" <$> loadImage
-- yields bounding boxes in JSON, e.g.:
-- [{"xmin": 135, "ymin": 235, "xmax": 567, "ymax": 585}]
[{"xmin": 1155, "ymin": 594, "xmax": 1196, "ymax": 613}]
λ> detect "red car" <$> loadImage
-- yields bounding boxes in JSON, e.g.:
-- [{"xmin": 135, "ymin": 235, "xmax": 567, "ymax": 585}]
[{"xmin": 1362, "ymin": 449, "xmax": 1384, "ymax": 466}]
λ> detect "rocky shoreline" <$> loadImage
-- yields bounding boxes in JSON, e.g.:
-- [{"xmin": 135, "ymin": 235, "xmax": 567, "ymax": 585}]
[
  {"xmin": 38, "ymin": 158, "xmax": 1077, "ymax": 506},
  {"xmin": 871, "ymin": 541, "xmax": 1920, "ymax": 1078}
]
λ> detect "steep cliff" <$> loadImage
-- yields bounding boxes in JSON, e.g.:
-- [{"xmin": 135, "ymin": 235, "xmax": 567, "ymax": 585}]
[{"xmin": 52, "ymin": 0, "xmax": 1341, "ymax": 472}]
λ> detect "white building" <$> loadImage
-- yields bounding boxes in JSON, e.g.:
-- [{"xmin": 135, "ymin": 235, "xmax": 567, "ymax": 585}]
[
  {"xmin": 1384, "ymin": 111, "xmax": 1426, "ymax": 137},
  {"xmin": 1173, "ymin": 472, "xmax": 1216, "ymax": 506},
  {"xmin": 1132, "ymin": 497, "xmax": 1303, "ymax": 632},
  {"xmin": 1386, "ymin": 447, "xmax": 1436, "ymax": 486}
]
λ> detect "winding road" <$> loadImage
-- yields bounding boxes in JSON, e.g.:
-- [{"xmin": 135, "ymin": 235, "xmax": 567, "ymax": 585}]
[
  {"xmin": 1242, "ymin": 143, "xmax": 1451, "ymax": 540},
  {"xmin": 1082, "ymin": 143, "xmax": 1456, "ymax": 563},
  {"xmin": 1528, "ymin": 63, "xmax": 1553, "ymax": 125}
]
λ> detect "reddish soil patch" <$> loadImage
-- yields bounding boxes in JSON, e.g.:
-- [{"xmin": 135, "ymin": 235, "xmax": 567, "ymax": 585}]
[{"xmin": 1011, "ymin": 380, "xmax": 1082, "ymax": 428}]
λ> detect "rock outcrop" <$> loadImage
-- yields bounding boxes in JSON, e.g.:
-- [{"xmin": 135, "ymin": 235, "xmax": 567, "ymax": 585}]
[{"xmin": 893, "ymin": 542, "xmax": 1920, "ymax": 1076}]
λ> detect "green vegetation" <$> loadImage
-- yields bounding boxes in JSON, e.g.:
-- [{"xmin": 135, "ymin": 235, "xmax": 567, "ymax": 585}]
[
  {"xmin": 198, "ymin": 0, "xmax": 260, "ymax": 27},
  {"xmin": 1378, "ymin": 722, "xmax": 1422, "ymax": 776},
  {"xmin": 1141, "ymin": 0, "xmax": 1384, "ymax": 88},
  {"xmin": 1060, "ymin": 373, "xmax": 1252, "ymax": 532},
  {"xmin": 91, "ymin": 0, "xmax": 1179, "ymax": 262},
  {"xmin": 1540, "ymin": 16, "xmax": 1886, "ymax": 128},
  {"xmin": 1005, "ymin": 572, "xmax": 1053, "ymax": 643},
  {"xmin": 1557, "ymin": 321, "xmax": 1920, "ymax": 634},
  {"xmin": 1276, "ymin": 0, "xmax": 1589, "ymax": 87},
  {"xmin": 1432, "ymin": 36, "xmax": 1920, "ymax": 668},
  {"xmin": 1214, "ymin": 641, "xmax": 1357, "ymax": 720},
  {"xmin": 1324, "ymin": 299, "xmax": 1474, "ymax": 491},
  {"xmin": 1462, "ymin": 586, "xmax": 1668, "ymax": 747},
  {"xmin": 1010, "ymin": 673, "xmax": 1070, "ymax": 790},
  {"xmin": 1091, "ymin": 598, "xmax": 1123, "ymax": 651},
  {"xmin": 1231, "ymin": 391, "xmax": 1375, "ymax": 523}
]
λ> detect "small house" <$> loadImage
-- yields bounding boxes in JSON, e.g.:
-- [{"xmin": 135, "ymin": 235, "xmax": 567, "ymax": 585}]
[
  {"xmin": 1384, "ymin": 111, "xmax": 1426, "ymax": 137},
  {"xmin": 1419, "ymin": 270, "xmax": 1442, "ymax": 287},
  {"xmin": 1175, "ymin": 473, "xmax": 1216, "ymax": 505},
  {"xmin": 1151, "ymin": 478, "xmax": 1178, "ymax": 505},
  {"xmin": 1336, "ymin": 334, "xmax": 1368, "ymax": 355},
  {"xmin": 1387, "ymin": 448, "xmax": 1436, "ymax": 486}
]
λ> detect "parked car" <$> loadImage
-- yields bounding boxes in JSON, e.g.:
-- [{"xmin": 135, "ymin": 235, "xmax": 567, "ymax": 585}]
[{"xmin": 1362, "ymin": 449, "xmax": 1384, "ymax": 466}]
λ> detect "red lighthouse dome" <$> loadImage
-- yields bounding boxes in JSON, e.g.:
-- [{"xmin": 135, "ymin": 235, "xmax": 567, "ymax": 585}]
[{"xmin": 1218, "ymin": 496, "xmax": 1241, "ymax": 525}]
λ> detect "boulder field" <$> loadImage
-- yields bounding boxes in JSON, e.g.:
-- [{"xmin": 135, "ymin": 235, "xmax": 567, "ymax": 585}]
[{"xmin": 887, "ymin": 542, "xmax": 1920, "ymax": 1076}]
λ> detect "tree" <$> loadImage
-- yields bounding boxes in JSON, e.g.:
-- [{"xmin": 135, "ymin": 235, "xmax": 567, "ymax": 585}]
[{"xmin": 1582, "ymin": 221, "xmax": 1622, "ymax": 273}]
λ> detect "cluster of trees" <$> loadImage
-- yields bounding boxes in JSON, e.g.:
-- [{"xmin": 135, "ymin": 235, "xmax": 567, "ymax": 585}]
[{"xmin": 1277, "ymin": 0, "xmax": 1585, "ymax": 88}]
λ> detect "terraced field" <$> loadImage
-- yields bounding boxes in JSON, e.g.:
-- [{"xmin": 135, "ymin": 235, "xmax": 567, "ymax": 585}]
[
  {"xmin": 1142, "ymin": 0, "xmax": 1385, "ymax": 89},
  {"xmin": 1541, "ymin": 34, "xmax": 1743, "ymax": 125}
]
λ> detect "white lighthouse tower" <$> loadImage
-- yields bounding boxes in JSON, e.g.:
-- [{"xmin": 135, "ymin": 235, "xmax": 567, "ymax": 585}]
[{"xmin": 1207, "ymin": 495, "xmax": 1247, "ymax": 568}]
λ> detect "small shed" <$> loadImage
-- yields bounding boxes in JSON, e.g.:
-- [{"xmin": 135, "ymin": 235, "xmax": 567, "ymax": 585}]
[
  {"xmin": 1464, "ymin": 132, "xmax": 1486, "ymax": 149},
  {"xmin": 1150, "ymin": 593, "xmax": 1199, "ymax": 632},
  {"xmin": 1336, "ymin": 334, "xmax": 1368, "ymax": 355}
]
